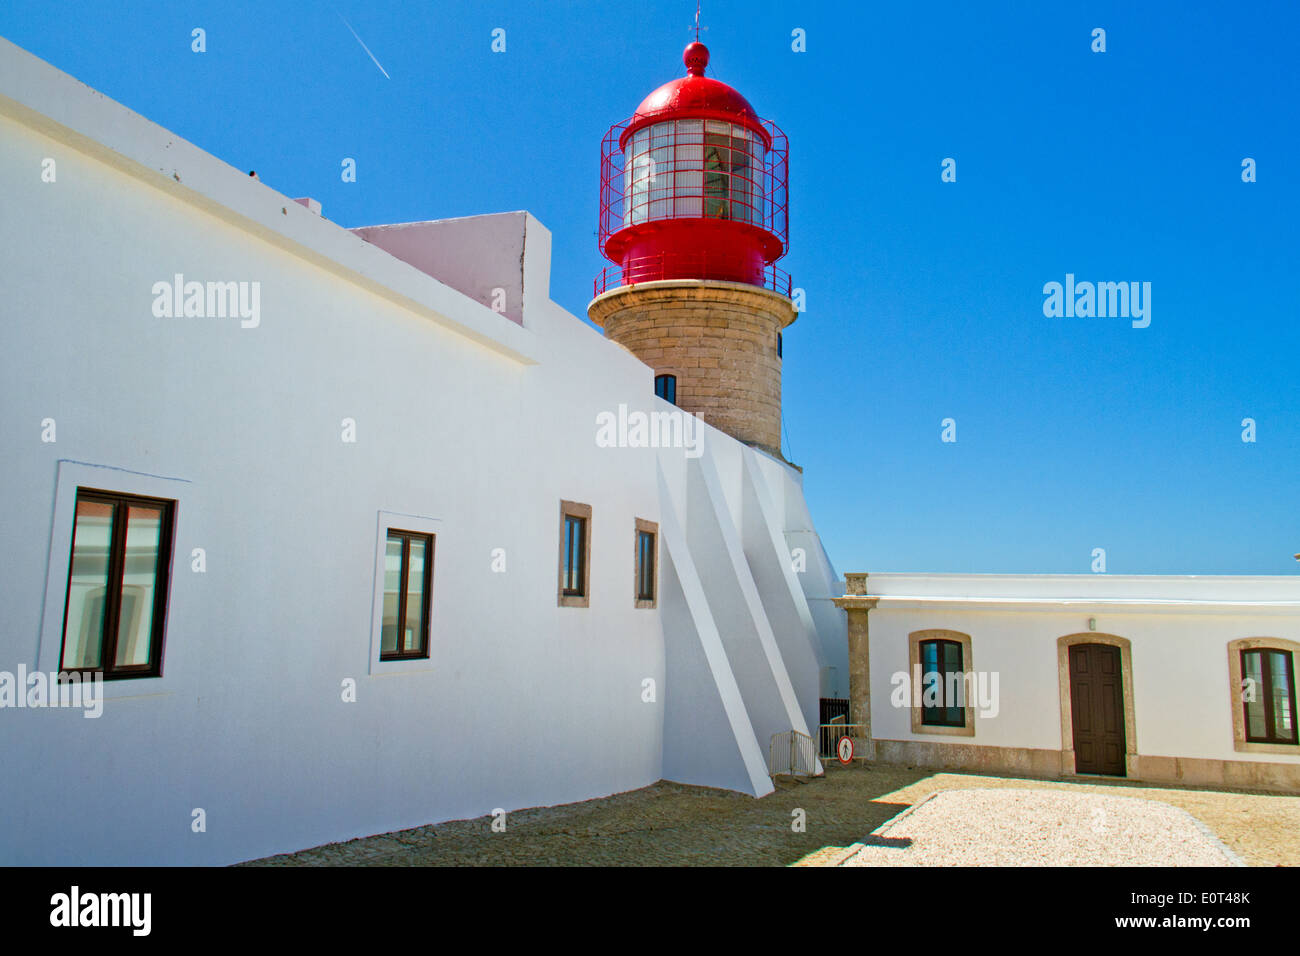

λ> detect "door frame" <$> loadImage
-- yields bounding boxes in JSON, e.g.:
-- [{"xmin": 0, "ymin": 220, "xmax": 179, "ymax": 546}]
[{"xmin": 1057, "ymin": 633, "xmax": 1138, "ymax": 777}]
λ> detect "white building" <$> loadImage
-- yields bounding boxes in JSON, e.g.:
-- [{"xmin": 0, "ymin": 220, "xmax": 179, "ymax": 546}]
[
  {"xmin": 837, "ymin": 573, "xmax": 1300, "ymax": 791},
  {"xmin": 0, "ymin": 37, "xmax": 843, "ymax": 865}
]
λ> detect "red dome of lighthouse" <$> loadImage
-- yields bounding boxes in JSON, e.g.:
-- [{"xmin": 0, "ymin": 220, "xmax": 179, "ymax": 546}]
[
  {"xmin": 623, "ymin": 43, "xmax": 768, "ymax": 147},
  {"xmin": 594, "ymin": 41, "xmax": 790, "ymax": 295}
]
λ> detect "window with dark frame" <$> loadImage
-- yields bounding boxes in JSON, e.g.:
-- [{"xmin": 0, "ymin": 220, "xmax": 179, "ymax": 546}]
[
  {"xmin": 777, "ymin": 332, "xmax": 783, "ymax": 358},
  {"xmin": 60, "ymin": 488, "xmax": 175, "ymax": 680},
  {"xmin": 558, "ymin": 500, "xmax": 592, "ymax": 607},
  {"xmin": 562, "ymin": 515, "xmax": 587, "ymax": 596},
  {"xmin": 381, "ymin": 529, "xmax": 434, "ymax": 660},
  {"xmin": 919, "ymin": 638, "xmax": 965, "ymax": 727},
  {"xmin": 1242, "ymin": 648, "xmax": 1297, "ymax": 745},
  {"xmin": 654, "ymin": 374, "xmax": 677, "ymax": 405},
  {"xmin": 636, "ymin": 529, "xmax": 656, "ymax": 603}
]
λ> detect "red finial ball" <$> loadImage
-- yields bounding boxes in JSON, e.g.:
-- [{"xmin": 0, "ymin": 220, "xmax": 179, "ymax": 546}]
[{"xmin": 683, "ymin": 41, "xmax": 709, "ymax": 76}]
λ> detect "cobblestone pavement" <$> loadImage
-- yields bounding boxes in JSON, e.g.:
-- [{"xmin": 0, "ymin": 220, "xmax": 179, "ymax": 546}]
[{"xmin": 244, "ymin": 765, "xmax": 1300, "ymax": 866}]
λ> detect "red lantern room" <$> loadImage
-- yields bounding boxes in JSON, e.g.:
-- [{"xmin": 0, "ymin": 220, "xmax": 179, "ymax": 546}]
[{"xmin": 595, "ymin": 41, "xmax": 790, "ymax": 295}]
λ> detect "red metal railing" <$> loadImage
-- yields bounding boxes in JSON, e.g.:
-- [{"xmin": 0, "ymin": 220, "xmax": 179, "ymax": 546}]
[
  {"xmin": 597, "ymin": 115, "xmax": 790, "ymax": 258},
  {"xmin": 593, "ymin": 252, "xmax": 792, "ymax": 298}
]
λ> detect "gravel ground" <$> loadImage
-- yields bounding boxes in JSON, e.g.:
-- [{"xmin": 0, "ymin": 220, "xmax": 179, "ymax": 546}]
[
  {"xmin": 836, "ymin": 788, "xmax": 1242, "ymax": 867},
  {"xmin": 245, "ymin": 765, "xmax": 1300, "ymax": 866},
  {"xmin": 852, "ymin": 770, "xmax": 1300, "ymax": 868}
]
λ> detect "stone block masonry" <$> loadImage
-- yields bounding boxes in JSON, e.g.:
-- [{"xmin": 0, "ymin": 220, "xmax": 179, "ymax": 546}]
[{"xmin": 589, "ymin": 279, "xmax": 798, "ymax": 460}]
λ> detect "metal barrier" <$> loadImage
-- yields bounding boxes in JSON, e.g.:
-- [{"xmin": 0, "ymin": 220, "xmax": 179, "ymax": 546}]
[
  {"xmin": 817, "ymin": 721, "xmax": 871, "ymax": 763},
  {"xmin": 769, "ymin": 729, "xmax": 819, "ymax": 779},
  {"xmin": 819, "ymin": 699, "xmax": 850, "ymax": 756}
]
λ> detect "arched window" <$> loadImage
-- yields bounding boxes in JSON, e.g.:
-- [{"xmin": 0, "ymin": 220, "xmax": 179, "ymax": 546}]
[
  {"xmin": 907, "ymin": 630, "xmax": 975, "ymax": 736},
  {"xmin": 654, "ymin": 374, "xmax": 677, "ymax": 405}
]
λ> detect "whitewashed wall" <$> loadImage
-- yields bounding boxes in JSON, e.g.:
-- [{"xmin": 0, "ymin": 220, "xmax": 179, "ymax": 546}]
[{"xmin": 0, "ymin": 38, "xmax": 842, "ymax": 865}]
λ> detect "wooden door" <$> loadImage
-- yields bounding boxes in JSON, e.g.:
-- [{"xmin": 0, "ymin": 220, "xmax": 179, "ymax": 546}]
[{"xmin": 1069, "ymin": 643, "xmax": 1126, "ymax": 775}]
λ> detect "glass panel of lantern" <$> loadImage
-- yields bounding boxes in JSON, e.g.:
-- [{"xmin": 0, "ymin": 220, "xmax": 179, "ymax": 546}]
[
  {"xmin": 631, "ymin": 121, "xmax": 665, "ymax": 221},
  {"xmin": 674, "ymin": 119, "xmax": 704, "ymax": 216},
  {"xmin": 676, "ymin": 118, "xmax": 704, "ymax": 144},
  {"xmin": 649, "ymin": 128, "xmax": 674, "ymax": 220},
  {"xmin": 628, "ymin": 153, "xmax": 656, "ymax": 225},
  {"xmin": 703, "ymin": 120, "xmax": 732, "ymax": 219},
  {"xmin": 624, "ymin": 128, "xmax": 652, "ymax": 226},
  {"xmin": 729, "ymin": 125, "xmax": 754, "ymax": 223}
]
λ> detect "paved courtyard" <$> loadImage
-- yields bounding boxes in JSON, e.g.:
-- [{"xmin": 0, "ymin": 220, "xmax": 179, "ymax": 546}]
[
  {"xmin": 830, "ymin": 788, "xmax": 1242, "ymax": 866},
  {"xmin": 246, "ymin": 765, "xmax": 1300, "ymax": 867}
]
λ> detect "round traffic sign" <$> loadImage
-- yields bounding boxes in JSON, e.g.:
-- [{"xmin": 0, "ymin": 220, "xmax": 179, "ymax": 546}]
[{"xmin": 837, "ymin": 735, "xmax": 854, "ymax": 764}]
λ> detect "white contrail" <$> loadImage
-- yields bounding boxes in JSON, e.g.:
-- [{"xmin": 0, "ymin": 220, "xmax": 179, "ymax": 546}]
[{"xmin": 339, "ymin": 13, "xmax": 390, "ymax": 78}]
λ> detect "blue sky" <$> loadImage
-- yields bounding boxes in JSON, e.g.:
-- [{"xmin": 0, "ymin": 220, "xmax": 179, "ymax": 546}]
[{"xmin": 3, "ymin": 1, "xmax": 1296, "ymax": 574}]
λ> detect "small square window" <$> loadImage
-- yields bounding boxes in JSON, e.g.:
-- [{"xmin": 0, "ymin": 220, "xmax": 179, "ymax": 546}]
[
  {"xmin": 60, "ymin": 488, "xmax": 176, "ymax": 680},
  {"xmin": 558, "ymin": 501, "xmax": 592, "ymax": 607},
  {"xmin": 634, "ymin": 519, "xmax": 658, "ymax": 608},
  {"xmin": 381, "ymin": 529, "xmax": 434, "ymax": 660},
  {"xmin": 654, "ymin": 374, "xmax": 677, "ymax": 405}
]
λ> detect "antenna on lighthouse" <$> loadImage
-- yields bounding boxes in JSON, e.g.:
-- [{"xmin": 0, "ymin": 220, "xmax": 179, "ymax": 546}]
[{"xmin": 689, "ymin": 1, "xmax": 708, "ymax": 41}]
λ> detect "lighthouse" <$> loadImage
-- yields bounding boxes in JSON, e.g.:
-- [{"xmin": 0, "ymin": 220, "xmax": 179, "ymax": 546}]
[{"xmin": 589, "ymin": 41, "xmax": 796, "ymax": 460}]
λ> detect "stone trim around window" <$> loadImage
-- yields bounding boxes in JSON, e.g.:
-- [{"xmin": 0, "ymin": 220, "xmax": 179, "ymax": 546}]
[
  {"xmin": 1227, "ymin": 637, "xmax": 1300, "ymax": 755},
  {"xmin": 557, "ymin": 500, "xmax": 592, "ymax": 608},
  {"xmin": 907, "ymin": 629, "xmax": 975, "ymax": 737},
  {"xmin": 1056, "ymin": 632, "xmax": 1139, "ymax": 777},
  {"xmin": 634, "ymin": 517, "xmax": 658, "ymax": 609}
]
